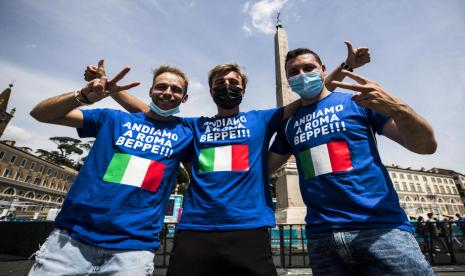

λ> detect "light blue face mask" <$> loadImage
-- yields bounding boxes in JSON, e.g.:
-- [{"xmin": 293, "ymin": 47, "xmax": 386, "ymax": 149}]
[
  {"xmin": 289, "ymin": 71, "xmax": 324, "ymax": 99},
  {"xmin": 148, "ymin": 102, "xmax": 180, "ymax": 117}
]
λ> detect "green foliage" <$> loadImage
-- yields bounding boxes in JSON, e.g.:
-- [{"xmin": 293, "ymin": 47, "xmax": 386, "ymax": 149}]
[
  {"xmin": 36, "ymin": 137, "xmax": 94, "ymax": 170},
  {"xmin": 174, "ymin": 166, "xmax": 190, "ymax": 196}
]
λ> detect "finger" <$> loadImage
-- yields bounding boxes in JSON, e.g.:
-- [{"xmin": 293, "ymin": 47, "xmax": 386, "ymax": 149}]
[
  {"xmin": 357, "ymin": 57, "xmax": 371, "ymax": 64},
  {"xmin": 84, "ymin": 72, "xmax": 97, "ymax": 82},
  {"xmin": 344, "ymin": 41, "xmax": 354, "ymax": 56},
  {"xmin": 114, "ymin": 82, "xmax": 140, "ymax": 92},
  {"xmin": 86, "ymin": 65, "xmax": 98, "ymax": 73},
  {"xmin": 109, "ymin": 67, "xmax": 130, "ymax": 84},
  {"xmin": 342, "ymin": 70, "xmax": 370, "ymax": 84},
  {"xmin": 356, "ymin": 48, "xmax": 369, "ymax": 56},
  {"xmin": 96, "ymin": 59, "xmax": 106, "ymax": 77},
  {"xmin": 331, "ymin": 81, "xmax": 371, "ymax": 93},
  {"xmin": 93, "ymin": 76, "xmax": 107, "ymax": 93}
]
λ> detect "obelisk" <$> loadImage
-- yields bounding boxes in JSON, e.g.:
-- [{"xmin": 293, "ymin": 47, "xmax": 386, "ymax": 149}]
[{"xmin": 273, "ymin": 16, "xmax": 306, "ymax": 224}]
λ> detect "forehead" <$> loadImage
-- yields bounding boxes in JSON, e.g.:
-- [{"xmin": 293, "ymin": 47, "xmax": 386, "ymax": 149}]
[
  {"xmin": 286, "ymin": 54, "xmax": 320, "ymax": 69},
  {"xmin": 212, "ymin": 71, "xmax": 242, "ymax": 83},
  {"xmin": 154, "ymin": 72, "xmax": 184, "ymax": 86}
]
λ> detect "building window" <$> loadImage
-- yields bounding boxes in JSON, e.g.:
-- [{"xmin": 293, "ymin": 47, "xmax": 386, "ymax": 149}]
[
  {"xmin": 9, "ymin": 155, "xmax": 17, "ymax": 163},
  {"xmin": 34, "ymin": 178, "xmax": 40, "ymax": 185},
  {"xmin": 2, "ymin": 169, "xmax": 10, "ymax": 177},
  {"xmin": 47, "ymin": 168, "xmax": 52, "ymax": 175},
  {"xmin": 432, "ymin": 178, "xmax": 436, "ymax": 183},
  {"xmin": 54, "ymin": 171, "xmax": 57, "ymax": 177},
  {"xmin": 66, "ymin": 175, "xmax": 71, "ymax": 181},
  {"xmin": 25, "ymin": 175, "xmax": 32, "ymax": 183},
  {"xmin": 15, "ymin": 172, "xmax": 21, "ymax": 180},
  {"xmin": 453, "ymin": 187, "xmax": 458, "ymax": 194},
  {"xmin": 394, "ymin": 183, "xmax": 400, "ymax": 190},
  {"xmin": 434, "ymin": 186, "xmax": 439, "ymax": 193},
  {"xmin": 42, "ymin": 179, "xmax": 48, "ymax": 186},
  {"xmin": 30, "ymin": 162, "xmax": 36, "ymax": 170},
  {"xmin": 410, "ymin": 184, "xmax": 416, "ymax": 192},
  {"xmin": 20, "ymin": 159, "xmax": 27, "ymax": 167},
  {"xmin": 391, "ymin": 173, "xmax": 397, "ymax": 179},
  {"xmin": 446, "ymin": 187, "xmax": 451, "ymax": 194},
  {"xmin": 407, "ymin": 174, "xmax": 413, "ymax": 180},
  {"xmin": 426, "ymin": 185, "xmax": 432, "ymax": 193},
  {"xmin": 423, "ymin": 176, "xmax": 427, "ymax": 181},
  {"xmin": 450, "ymin": 179, "xmax": 454, "ymax": 184},
  {"xmin": 0, "ymin": 151, "xmax": 5, "ymax": 160},
  {"xmin": 402, "ymin": 182, "xmax": 407, "ymax": 191},
  {"xmin": 438, "ymin": 178, "xmax": 442, "ymax": 184},
  {"xmin": 414, "ymin": 175, "xmax": 419, "ymax": 181},
  {"xmin": 39, "ymin": 165, "xmax": 44, "ymax": 172},
  {"xmin": 416, "ymin": 184, "xmax": 422, "ymax": 192},
  {"xmin": 400, "ymin": 174, "xmax": 405, "ymax": 179},
  {"xmin": 440, "ymin": 186, "xmax": 445, "ymax": 193}
]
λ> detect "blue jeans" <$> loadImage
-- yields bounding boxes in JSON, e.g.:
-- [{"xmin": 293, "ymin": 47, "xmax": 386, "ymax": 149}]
[
  {"xmin": 28, "ymin": 228, "xmax": 155, "ymax": 276},
  {"xmin": 307, "ymin": 228, "xmax": 434, "ymax": 276}
]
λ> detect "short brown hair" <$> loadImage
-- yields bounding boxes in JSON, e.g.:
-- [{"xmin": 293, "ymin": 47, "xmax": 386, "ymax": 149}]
[
  {"xmin": 153, "ymin": 65, "xmax": 189, "ymax": 93},
  {"xmin": 208, "ymin": 63, "xmax": 248, "ymax": 89},
  {"xmin": 285, "ymin": 48, "xmax": 323, "ymax": 71}
]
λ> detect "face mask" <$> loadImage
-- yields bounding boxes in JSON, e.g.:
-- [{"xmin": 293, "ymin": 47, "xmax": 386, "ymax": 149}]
[
  {"xmin": 148, "ymin": 102, "xmax": 180, "ymax": 117},
  {"xmin": 212, "ymin": 84, "xmax": 243, "ymax": 109},
  {"xmin": 289, "ymin": 71, "xmax": 324, "ymax": 99}
]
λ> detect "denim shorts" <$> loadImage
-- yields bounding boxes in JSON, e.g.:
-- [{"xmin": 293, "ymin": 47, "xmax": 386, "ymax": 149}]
[
  {"xmin": 307, "ymin": 228, "xmax": 434, "ymax": 276},
  {"xmin": 28, "ymin": 228, "xmax": 155, "ymax": 276}
]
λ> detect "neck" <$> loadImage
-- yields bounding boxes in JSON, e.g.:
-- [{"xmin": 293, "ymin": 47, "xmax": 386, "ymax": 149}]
[
  {"xmin": 217, "ymin": 106, "xmax": 240, "ymax": 117},
  {"xmin": 301, "ymin": 87, "xmax": 331, "ymax": 106},
  {"xmin": 145, "ymin": 110, "xmax": 173, "ymax": 121}
]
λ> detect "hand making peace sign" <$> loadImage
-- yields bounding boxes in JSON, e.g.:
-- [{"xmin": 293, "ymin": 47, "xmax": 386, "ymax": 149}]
[
  {"xmin": 80, "ymin": 60, "xmax": 140, "ymax": 103},
  {"xmin": 331, "ymin": 70, "xmax": 405, "ymax": 117}
]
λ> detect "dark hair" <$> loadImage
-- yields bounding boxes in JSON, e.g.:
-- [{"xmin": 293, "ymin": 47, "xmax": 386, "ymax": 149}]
[{"xmin": 285, "ymin": 48, "xmax": 323, "ymax": 70}]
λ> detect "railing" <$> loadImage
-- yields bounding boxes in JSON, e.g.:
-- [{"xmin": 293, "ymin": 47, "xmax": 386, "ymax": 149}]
[
  {"xmin": 155, "ymin": 222, "xmax": 465, "ymax": 268},
  {"xmin": 3, "ymin": 221, "xmax": 465, "ymax": 268}
]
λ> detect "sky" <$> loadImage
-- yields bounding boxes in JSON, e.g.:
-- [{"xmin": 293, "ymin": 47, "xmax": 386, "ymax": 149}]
[{"xmin": 0, "ymin": 0, "xmax": 464, "ymax": 173}]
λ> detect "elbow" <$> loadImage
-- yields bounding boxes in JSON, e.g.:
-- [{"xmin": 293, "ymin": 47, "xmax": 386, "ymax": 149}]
[
  {"xmin": 415, "ymin": 139, "xmax": 437, "ymax": 155},
  {"xmin": 30, "ymin": 108, "xmax": 51, "ymax": 123}
]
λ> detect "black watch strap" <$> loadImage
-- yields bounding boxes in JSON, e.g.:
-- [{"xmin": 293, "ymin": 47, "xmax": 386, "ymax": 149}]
[{"xmin": 341, "ymin": 62, "xmax": 354, "ymax": 72}]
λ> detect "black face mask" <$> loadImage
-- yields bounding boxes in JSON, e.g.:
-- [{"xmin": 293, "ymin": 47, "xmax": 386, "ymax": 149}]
[{"xmin": 212, "ymin": 84, "xmax": 243, "ymax": 109}]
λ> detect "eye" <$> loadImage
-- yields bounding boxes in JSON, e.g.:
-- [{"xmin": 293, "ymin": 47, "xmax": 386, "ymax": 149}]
[{"xmin": 154, "ymin": 84, "xmax": 168, "ymax": 91}]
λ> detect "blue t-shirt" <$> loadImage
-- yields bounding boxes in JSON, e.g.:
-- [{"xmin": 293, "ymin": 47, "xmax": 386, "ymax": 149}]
[
  {"xmin": 270, "ymin": 92, "xmax": 413, "ymax": 235},
  {"xmin": 178, "ymin": 108, "xmax": 284, "ymax": 230},
  {"xmin": 55, "ymin": 109, "xmax": 193, "ymax": 251}
]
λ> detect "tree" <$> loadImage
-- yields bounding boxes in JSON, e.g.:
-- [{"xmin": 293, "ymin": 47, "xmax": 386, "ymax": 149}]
[
  {"xmin": 35, "ymin": 137, "xmax": 94, "ymax": 170},
  {"xmin": 174, "ymin": 166, "xmax": 190, "ymax": 196}
]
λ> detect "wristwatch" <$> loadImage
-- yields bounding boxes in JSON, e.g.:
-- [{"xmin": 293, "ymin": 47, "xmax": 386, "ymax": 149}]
[{"xmin": 341, "ymin": 62, "xmax": 353, "ymax": 72}]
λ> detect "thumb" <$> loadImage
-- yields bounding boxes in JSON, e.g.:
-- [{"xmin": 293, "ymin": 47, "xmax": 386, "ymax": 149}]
[{"xmin": 344, "ymin": 41, "xmax": 354, "ymax": 56}]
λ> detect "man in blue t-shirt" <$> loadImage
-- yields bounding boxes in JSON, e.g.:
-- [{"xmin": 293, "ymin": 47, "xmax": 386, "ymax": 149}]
[
  {"xmin": 88, "ymin": 42, "xmax": 371, "ymax": 275},
  {"xmin": 269, "ymin": 48, "xmax": 437, "ymax": 275},
  {"xmin": 28, "ymin": 61, "xmax": 193, "ymax": 275}
]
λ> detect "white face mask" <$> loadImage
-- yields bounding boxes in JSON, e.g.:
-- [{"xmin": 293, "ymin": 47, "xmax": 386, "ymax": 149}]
[{"xmin": 148, "ymin": 102, "xmax": 180, "ymax": 117}]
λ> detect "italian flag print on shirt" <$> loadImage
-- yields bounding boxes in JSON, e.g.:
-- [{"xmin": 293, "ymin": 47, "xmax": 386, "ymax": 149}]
[
  {"xmin": 103, "ymin": 153, "xmax": 166, "ymax": 192},
  {"xmin": 199, "ymin": 144, "xmax": 249, "ymax": 172},
  {"xmin": 298, "ymin": 141, "xmax": 352, "ymax": 179}
]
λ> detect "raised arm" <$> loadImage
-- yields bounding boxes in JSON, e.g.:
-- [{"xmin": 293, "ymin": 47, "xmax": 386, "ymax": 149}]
[
  {"xmin": 325, "ymin": 41, "xmax": 371, "ymax": 92},
  {"xmin": 283, "ymin": 99, "xmax": 302, "ymax": 120},
  {"xmin": 269, "ymin": 151, "xmax": 291, "ymax": 174},
  {"xmin": 85, "ymin": 63, "xmax": 148, "ymax": 113},
  {"xmin": 31, "ymin": 62, "xmax": 140, "ymax": 128},
  {"xmin": 331, "ymin": 70, "xmax": 437, "ymax": 154}
]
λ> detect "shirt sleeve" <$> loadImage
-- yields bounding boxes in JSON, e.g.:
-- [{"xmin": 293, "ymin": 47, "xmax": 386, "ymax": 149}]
[
  {"xmin": 365, "ymin": 108, "xmax": 391, "ymax": 135},
  {"xmin": 270, "ymin": 122, "xmax": 292, "ymax": 155},
  {"xmin": 260, "ymin": 107, "xmax": 285, "ymax": 134},
  {"xmin": 77, "ymin": 108, "xmax": 113, "ymax": 138}
]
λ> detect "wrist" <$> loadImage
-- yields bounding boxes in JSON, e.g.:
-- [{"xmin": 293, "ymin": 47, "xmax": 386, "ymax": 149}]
[
  {"xmin": 341, "ymin": 62, "xmax": 353, "ymax": 72},
  {"xmin": 74, "ymin": 89, "xmax": 92, "ymax": 106}
]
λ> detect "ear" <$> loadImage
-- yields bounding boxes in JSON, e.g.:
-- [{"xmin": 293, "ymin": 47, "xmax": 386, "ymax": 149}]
[
  {"xmin": 321, "ymin": 64, "xmax": 327, "ymax": 78},
  {"xmin": 182, "ymin": 94, "xmax": 188, "ymax": 103}
]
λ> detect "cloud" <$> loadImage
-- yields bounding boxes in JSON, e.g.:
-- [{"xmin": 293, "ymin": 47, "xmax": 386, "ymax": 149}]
[
  {"xmin": 242, "ymin": 0, "xmax": 288, "ymax": 34},
  {"xmin": 242, "ymin": 23, "xmax": 252, "ymax": 36}
]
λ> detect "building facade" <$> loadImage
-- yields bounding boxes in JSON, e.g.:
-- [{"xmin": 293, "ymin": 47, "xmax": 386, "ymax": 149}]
[
  {"xmin": 0, "ymin": 141, "xmax": 77, "ymax": 219},
  {"xmin": 387, "ymin": 165, "xmax": 465, "ymax": 218}
]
